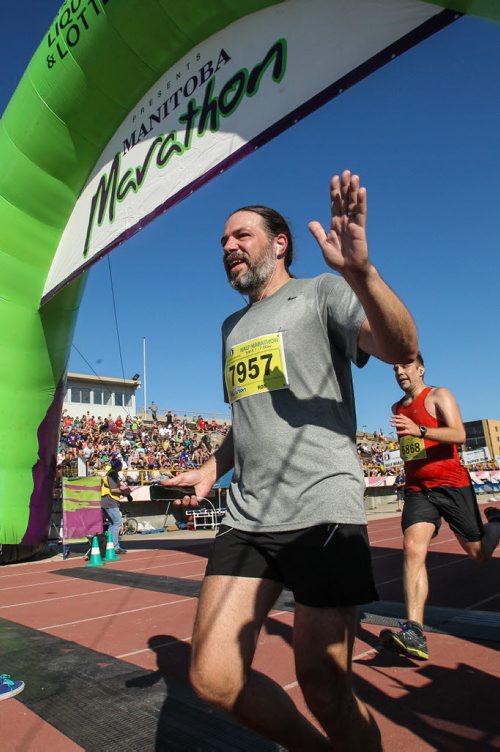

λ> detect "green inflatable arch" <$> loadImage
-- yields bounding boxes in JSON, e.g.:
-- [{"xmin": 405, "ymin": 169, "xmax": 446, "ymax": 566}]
[{"xmin": 0, "ymin": 0, "xmax": 498, "ymax": 556}]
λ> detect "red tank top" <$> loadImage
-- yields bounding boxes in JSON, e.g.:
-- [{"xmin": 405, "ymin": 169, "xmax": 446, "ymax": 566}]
[{"xmin": 396, "ymin": 386, "xmax": 469, "ymax": 490}]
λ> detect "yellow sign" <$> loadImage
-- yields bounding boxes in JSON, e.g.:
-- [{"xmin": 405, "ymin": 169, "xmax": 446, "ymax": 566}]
[
  {"xmin": 400, "ymin": 435, "xmax": 427, "ymax": 462},
  {"xmin": 225, "ymin": 332, "xmax": 289, "ymax": 404}
]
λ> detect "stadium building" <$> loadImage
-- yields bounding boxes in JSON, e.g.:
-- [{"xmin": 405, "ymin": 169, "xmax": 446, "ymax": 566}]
[{"xmin": 63, "ymin": 373, "xmax": 141, "ymax": 421}]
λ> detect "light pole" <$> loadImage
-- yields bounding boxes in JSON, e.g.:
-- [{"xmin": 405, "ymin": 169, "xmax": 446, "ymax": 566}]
[{"xmin": 143, "ymin": 336, "xmax": 148, "ymax": 418}]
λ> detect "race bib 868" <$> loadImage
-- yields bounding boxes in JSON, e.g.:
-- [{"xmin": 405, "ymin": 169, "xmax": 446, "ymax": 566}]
[{"xmin": 399, "ymin": 435, "xmax": 427, "ymax": 462}]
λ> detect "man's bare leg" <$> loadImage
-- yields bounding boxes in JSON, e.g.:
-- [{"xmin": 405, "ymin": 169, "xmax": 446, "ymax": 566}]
[
  {"xmin": 402, "ymin": 522, "xmax": 435, "ymax": 624},
  {"xmin": 190, "ymin": 575, "xmax": 331, "ymax": 750},
  {"xmin": 455, "ymin": 529, "xmax": 500, "ymax": 563},
  {"xmin": 480, "ymin": 512, "xmax": 500, "ymax": 558},
  {"xmin": 294, "ymin": 604, "xmax": 382, "ymax": 752},
  {"xmin": 379, "ymin": 521, "xmax": 434, "ymax": 660}
]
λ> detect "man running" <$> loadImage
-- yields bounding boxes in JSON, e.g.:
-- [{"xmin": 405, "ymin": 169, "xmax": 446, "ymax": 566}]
[
  {"xmin": 162, "ymin": 170, "xmax": 418, "ymax": 750},
  {"xmin": 380, "ymin": 353, "xmax": 500, "ymax": 660}
]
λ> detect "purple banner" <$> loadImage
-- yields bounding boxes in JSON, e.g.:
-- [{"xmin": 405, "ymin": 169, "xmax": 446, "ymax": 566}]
[{"xmin": 63, "ymin": 476, "xmax": 103, "ymax": 541}]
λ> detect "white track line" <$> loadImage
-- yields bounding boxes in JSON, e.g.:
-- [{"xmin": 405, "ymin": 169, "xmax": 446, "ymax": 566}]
[
  {"xmin": 352, "ymin": 647, "xmax": 379, "ymax": 661},
  {"xmin": 0, "ymin": 550, "xmax": 191, "ymax": 580},
  {"xmin": 0, "ymin": 556, "xmax": 204, "ymax": 590},
  {"xmin": 0, "ymin": 567, "xmax": 76, "ymax": 581},
  {"xmin": 371, "ymin": 550, "xmax": 404, "ymax": 562},
  {"xmin": 39, "ymin": 596, "xmax": 194, "ymax": 630},
  {"xmin": 371, "ymin": 535, "xmax": 458, "ymax": 560},
  {"xmin": 107, "ymin": 606, "xmax": 292, "ymax": 659},
  {"xmin": 0, "ymin": 552, "xmax": 474, "ymax": 608},
  {"xmin": 1, "ymin": 569, "xmax": 207, "ymax": 609},
  {"xmin": 465, "ymin": 593, "xmax": 500, "ymax": 610},
  {"xmin": 0, "ymin": 586, "xmax": 128, "ymax": 609},
  {"xmin": 377, "ymin": 555, "xmax": 473, "ymax": 587},
  {"xmin": 0, "ymin": 577, "xmax": 84, "ymax": 592},
  {"xmin": 368, "ymin": 534, "xmax": 405, "ymax": 544},
  {"xmin": 117, "ymin": 635, "xmax": 193, "ymax": 658},
  {"xmin": 118, "ymin": 559, "xmax": 202, "ymax": 574},
  {"xmin": 0, "ymin": 565, "xmax": 205, "ymax": 595},
  {"xmin": 369, "ymin": 519, "xmax": 404, "ymax": 529},
  {"xmin": 370, "ymin": 530, "xmax": 457, "ymax": 545}
]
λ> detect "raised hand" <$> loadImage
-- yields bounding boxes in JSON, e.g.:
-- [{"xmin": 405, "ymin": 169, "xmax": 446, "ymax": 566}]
[{"xmin": 308, "ymin": 170, "xmax": 369, "ymax": 277}]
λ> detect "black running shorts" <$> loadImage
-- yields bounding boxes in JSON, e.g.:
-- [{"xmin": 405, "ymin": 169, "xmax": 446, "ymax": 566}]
[
  {"xmin": 205, "ymin": 523, "xmax": 379, "ymax": 608},
  {"xmin": 402, "ymin": 485, "xmax": 484, "ymax": 542}
]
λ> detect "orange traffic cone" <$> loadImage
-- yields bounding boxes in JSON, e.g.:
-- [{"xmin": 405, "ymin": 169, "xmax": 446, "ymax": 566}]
[
  {"xmin": 86, "ymin": 535, "xmax": 105, "ymax": 567},
  {"xmin": 103, "ymin": 530, "xmax": 121, "ymax": 562}
]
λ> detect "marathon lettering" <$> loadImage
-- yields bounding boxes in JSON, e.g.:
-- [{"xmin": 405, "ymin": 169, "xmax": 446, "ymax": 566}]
[
  {"xmin": 83, "ymin": 39, "xmax": 287, "ymax": 259},
  {"xmin": 83, "ymin": 132, "xmax": 184, "ymax": 258},
  {"xmin": 130, "ymin": 54, "xmax": 203, "ymax": 123},
  {"xmin": 124, "ymin": 51, "xmax": 230, "ymax": 155},
  {"xmin": 46, "ymin": 0, "xmax": 111, "ymax": 68}
]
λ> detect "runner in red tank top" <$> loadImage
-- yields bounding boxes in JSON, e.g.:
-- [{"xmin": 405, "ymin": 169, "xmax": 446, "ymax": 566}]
[
  {"xmin": 395, "ymin": 385, "xmax": 470, "ymax": 490},
  {"xmin": 379, "ymin": 352, "xmax": 500, "ymax": 661}
]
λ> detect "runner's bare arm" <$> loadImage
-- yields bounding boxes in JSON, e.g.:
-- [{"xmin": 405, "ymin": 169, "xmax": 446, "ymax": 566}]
[
  {"xmin": 308, "ymin": 170, "xmax": 418, "ymax": 364},
  {"xmin": 391, "ymin": 388, "xmax": 465, "ymax": 444},
  {"xmin": 425, "ymin": 388, "xmax": 466, "ymax": 444}
]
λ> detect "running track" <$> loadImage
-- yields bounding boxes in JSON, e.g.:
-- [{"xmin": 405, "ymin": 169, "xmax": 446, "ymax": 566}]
[{"xmin": 1, "ymin": 507, "xmax": 499, "ymax": 751}]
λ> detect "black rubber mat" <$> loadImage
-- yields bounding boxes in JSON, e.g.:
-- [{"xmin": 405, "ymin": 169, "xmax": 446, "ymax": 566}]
[
  {"xmin": 1, "ymin": 617, "xmax": 281, "ymax": 751},
  {"xmin": 55, "ymin": 566, "xmax": 205, "ymax": 597},
  {"xmin": 54, "ymin": 566, "xmax": 297, "ymax": 612},
  {"xmin": 55, "ymin": 567, "xmax": 500, "ymax": 642},
  {"xmin": 360, "ymin": 601, "xmax": 500, "ymax": 643}
]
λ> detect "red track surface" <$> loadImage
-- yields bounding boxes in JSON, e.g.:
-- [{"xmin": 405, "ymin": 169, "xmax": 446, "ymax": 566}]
[{"xmin": 1, "ymin": 507, "xmax": 499, "ymax": 751}]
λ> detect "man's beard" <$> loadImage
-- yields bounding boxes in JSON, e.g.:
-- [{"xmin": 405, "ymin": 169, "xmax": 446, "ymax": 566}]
[{"xmin": 226, "ymin": 242, "xmax": 276, "ymax": 294}]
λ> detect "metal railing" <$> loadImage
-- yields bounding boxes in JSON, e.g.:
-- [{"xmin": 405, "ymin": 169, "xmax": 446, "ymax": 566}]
[
  {"xmin": 140, "ymin": 406, "xmax": 231, "ymax": 423},
  {"xmin": 86, "ymin": 467, "xmax": 195, "ymax": 485}
]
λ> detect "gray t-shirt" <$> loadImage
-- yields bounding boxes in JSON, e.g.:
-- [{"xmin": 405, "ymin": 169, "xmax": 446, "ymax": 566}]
[{"xmin": 221, "ymin": 274, "xmax": 369, "ymax": 532}]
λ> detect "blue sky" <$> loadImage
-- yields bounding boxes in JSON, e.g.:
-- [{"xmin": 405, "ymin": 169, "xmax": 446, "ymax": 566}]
[{"xmin": 2, "ymin": 3, "xmax": 500, "ymax": 431}]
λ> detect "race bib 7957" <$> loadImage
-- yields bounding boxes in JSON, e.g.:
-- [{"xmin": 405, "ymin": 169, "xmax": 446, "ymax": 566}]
[{"xmin": 225, "ymin": 332, "xmax": 289, "ymax": 404}]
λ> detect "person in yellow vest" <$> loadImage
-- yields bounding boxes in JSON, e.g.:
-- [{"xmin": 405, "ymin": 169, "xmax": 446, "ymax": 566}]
[{"xmin": 101, "ymin": 458, "xmax": 132, "ymax": 554}]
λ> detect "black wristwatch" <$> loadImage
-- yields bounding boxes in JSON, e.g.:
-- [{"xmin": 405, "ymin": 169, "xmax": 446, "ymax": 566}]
[{"xmin": 419, "ymin": 426, "xmax": 427, "ymax": 439}]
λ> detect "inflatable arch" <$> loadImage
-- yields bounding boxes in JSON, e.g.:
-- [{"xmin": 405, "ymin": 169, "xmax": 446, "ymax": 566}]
[{"xmin": 0, "ymin": 0, "xmax": 498, "ymax": 555}]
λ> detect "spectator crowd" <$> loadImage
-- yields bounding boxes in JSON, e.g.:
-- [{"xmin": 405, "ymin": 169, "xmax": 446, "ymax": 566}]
[
  {"xmin": 57, "ymin": 417, "xmax": 496, "ymax": 483},
  {"xmin": 357, "ymin": 430, "xmax": 400, "ymax": 477},
  {"xmin": 357, "ymin": 430, "xmax": 498, "ymax": 477},
  {"xmin": 58, "ymin": 409, "xmax": 230, "ymax": 483}
]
